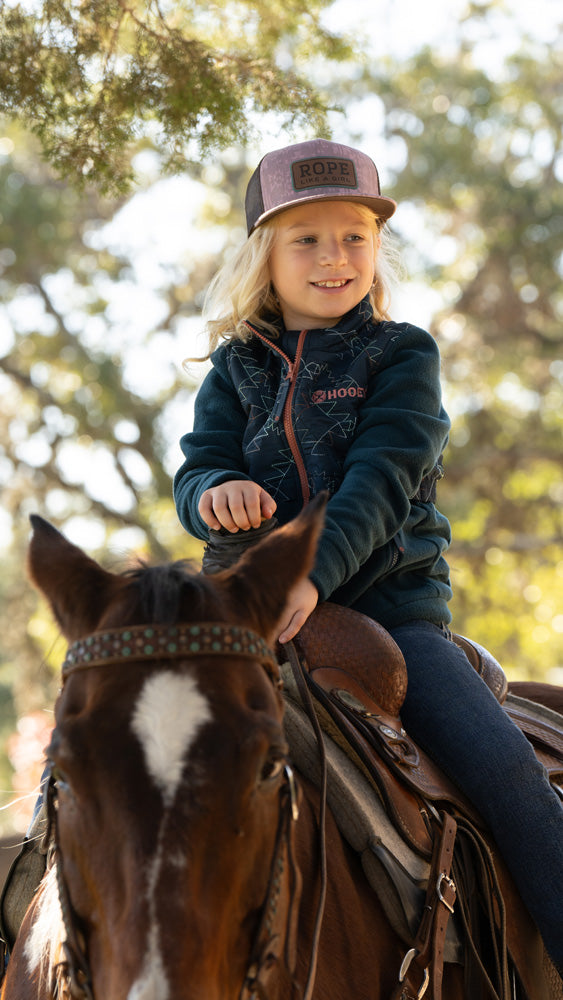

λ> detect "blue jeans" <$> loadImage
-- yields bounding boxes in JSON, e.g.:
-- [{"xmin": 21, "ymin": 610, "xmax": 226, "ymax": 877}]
[{"xmin": 389, "ymin": 620, "xmax": 563, "ymax": 975}]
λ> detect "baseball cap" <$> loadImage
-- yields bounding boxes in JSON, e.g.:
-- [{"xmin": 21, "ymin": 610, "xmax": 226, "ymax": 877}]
[{"xmin": 245, "ymin": 138, "xmax": 397, "ymax": 235}]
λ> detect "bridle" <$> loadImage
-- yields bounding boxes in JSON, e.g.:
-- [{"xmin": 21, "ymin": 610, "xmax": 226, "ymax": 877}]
[
  {"xmin": 47, "ymin": 621, "xmax": 302, "ymax": 1000},
  {"xmin": 61, "ymin": 621, "xmax": 281, "ymax": 685}
]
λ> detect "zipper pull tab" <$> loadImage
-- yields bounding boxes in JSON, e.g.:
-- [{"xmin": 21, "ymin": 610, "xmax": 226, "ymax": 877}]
[{"xmin": 272, "ymin": 375, "xmax": 291, "ymax": 422}]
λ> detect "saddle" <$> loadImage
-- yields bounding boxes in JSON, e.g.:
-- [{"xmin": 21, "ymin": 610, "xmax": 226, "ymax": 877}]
[
  {"xmin": 290, "ymin": 604, "xmax": 501, "ymax": 856},
  {"xmin": 283, "ymin": 602, "xmax": 563, "ymax": 1000},
  {"xmin": 292, "ymin": 602, "xmax": 563, "ymax": 811}
]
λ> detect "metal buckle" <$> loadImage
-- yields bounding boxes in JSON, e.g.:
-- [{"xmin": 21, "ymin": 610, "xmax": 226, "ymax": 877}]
[
  {"xmin": 436, "ymin": 871, "xmax": 456, "ymax": 913},
  {"xmin": 398, "ymin": 948, "xmax": 430, "ymax": 998},
  {"xmin": 283, "ymin": 763, "xmax": 299, "ymax": 821}
]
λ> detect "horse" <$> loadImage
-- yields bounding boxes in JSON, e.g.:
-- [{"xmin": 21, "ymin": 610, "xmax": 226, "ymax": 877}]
[{"xmin": 0, "ymin": 497, "xmax": 560, "ymax": 1000}]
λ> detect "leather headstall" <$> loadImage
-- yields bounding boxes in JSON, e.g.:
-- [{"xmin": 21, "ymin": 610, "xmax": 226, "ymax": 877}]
[
  {"xmin": 62, "ymin": 622, "xmax": 280, "ymax": 686},
  {"xmin": 46, "ymin": 770, "xmax": 94, "ymax": 1000}
]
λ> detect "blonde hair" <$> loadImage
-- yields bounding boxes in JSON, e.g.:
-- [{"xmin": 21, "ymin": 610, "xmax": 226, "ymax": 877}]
[{"xmin": 201, "ymin": 203, "xmax": 399, "ymax": 357}]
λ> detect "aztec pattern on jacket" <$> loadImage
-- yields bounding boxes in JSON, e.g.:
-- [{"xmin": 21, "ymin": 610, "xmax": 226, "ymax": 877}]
[{"xmin": 174, "ymin": 297, "xmax": 453, "ymax": 628}]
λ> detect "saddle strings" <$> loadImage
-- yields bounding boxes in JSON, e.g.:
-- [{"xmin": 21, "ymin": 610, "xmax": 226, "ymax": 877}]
[{"xmin": 451, "ymin": 817, "xmax": 511, "ymax": 1000}]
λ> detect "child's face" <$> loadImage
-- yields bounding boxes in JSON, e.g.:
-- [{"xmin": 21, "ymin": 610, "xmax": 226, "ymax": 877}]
[{"xmin": 268, "ymin": 200, "xmax": 378, "ymax": 330}]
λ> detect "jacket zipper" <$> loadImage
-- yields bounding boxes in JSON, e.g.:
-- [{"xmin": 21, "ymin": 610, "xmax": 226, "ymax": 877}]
[
  {"xmin": 243, "ymin": 323, "xmax": 311, "ymax": 507},
  {"xmin": 389, "ymin": 535, "xmax": 405, "ymax": 571},
  {"xmin": 283, "ymin": 329, "xmax": 310, "ymax": 506}
]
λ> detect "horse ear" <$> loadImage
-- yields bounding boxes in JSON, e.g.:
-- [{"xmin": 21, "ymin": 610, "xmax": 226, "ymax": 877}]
[
  {"xmin": 27, "ymin": 515, "xmax": 121, "ymax": 641},
  {"xmin": 218, "ymin": 492, "xmax": 327, "ymax": 640}
]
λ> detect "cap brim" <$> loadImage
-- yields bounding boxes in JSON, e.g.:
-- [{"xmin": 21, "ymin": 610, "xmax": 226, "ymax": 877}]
[{"xmin": 249, "ymin": 192, "xmax": 397, "ymax": 234}]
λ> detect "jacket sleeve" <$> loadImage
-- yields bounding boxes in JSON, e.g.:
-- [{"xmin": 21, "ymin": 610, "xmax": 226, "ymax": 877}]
[
  {"xmin": 173, "ymin": 351, "xmax": 251, "ymax": 540},
  {"xmin": 310, "ymin": 325, "xmax": 451, "ymax": 601}
]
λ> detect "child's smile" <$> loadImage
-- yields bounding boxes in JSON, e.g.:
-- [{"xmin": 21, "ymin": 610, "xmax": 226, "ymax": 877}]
[
  {"xmin": 313, "ymin": 278, "xmax": 351, "ymax": 288},
  {"xmin": 268, "ymin": 201, "xmax": 378, "ymax": 330}
]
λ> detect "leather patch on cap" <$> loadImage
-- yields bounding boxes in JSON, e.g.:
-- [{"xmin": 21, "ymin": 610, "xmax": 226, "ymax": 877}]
[{"xmin": 291, "ymin": 156, "xmax": 358, "ymax": 191}]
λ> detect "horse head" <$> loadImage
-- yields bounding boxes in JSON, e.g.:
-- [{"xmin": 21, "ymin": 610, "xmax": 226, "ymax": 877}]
[{"xmin": 15, "ymin": 496, "xmax": 326, "ymax": 1000}]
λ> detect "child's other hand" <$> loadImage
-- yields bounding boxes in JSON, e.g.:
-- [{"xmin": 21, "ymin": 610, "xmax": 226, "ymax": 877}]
[
  {"xmin": 199, "ymin": 480, "xmax": 277, "ymax": 533},
  {"xmin": 277, "ymin": 579, "xmax": 319, "ymax": 644}
]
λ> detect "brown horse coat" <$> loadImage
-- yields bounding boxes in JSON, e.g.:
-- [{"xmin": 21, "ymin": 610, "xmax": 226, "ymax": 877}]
[{"xmin": 2, "ymin": 499, "xmax": 558, "ymax": 1000}]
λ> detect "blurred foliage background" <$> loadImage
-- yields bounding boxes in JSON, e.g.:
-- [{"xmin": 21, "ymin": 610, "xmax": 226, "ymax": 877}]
[{"xmin": 0, "ymin": 0, "xmax": 561, "ymax": 832}]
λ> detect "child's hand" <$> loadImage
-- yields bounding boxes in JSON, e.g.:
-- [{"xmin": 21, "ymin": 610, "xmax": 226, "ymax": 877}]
[
  {"xmin": 199, "ymin": 480, "xmax": 277, "ymax": 533},
  {"xmin": 277, "ymin": 579, "xmax": 319, "ymax": 644}
]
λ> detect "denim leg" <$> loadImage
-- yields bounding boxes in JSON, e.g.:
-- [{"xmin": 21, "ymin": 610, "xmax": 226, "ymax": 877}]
[{"xmin": 390, "ymin": 620, "xmax": 563, "ymax": 975}]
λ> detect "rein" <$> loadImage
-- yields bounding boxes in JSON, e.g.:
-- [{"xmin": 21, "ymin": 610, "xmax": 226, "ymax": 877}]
[
  {"xmin": 51, "ymin": 621, "xmax": 301, "ymax": 1000},
  {"xmin": 284, "ymin": 641, "xmax": 328, "ymax": 1000},
  {"xmin": 46, "ymin": 772, "xmax": 94, "ymax": 1000}
]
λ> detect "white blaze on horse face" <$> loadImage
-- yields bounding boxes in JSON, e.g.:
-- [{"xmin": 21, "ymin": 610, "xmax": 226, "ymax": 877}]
[
  {"xmin": 127, "ymin": 925, "xmax": 169, "ymax": 1000},
  {"xmin": 129, "ymin": 672, "xmax": 212, "ymax": 1000},
  {"xmin": 131, "ymin": 671, "xmax": 212, "ymax": 806}
]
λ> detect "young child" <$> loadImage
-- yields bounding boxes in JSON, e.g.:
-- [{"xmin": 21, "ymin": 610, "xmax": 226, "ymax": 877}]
[{"xmin": 173, "ymin": 138, "xmax": 563, "ymax": 976}]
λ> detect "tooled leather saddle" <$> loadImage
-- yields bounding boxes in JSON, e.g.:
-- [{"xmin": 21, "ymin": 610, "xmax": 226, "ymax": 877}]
[{"xmin": 283, "ymin": 602, "xmax": 563, "ymax": 1000}]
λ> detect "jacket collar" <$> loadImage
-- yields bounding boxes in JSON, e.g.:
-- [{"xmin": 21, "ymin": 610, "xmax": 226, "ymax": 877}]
[{"xmin": 252, "ymin": 294, "xmax": 375, "ymax": 345}]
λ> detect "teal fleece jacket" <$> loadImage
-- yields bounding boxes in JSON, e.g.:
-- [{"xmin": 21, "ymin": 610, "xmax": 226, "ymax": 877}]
[{"xmin": 174, "ymin": 298, "xmax": 453, "ymax": 629}]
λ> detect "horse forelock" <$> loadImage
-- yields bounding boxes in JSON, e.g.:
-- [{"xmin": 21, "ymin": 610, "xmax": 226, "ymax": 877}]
[{"xmin": 112, "ymin": 561, "xmax": 223, "ymax": 627}]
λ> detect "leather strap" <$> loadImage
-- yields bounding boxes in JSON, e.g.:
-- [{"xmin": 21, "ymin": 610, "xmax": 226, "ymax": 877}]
[
  {"xmin": 46, "ymin": 774, "xmax": 95, "ymax": 1000},
  {"xmin": 62, "ymin": 622, "xmax": 279, "ymax": 684},
  {"xmin": 239, "ymin": 767, "xmax": 301, "ymax": 1000},
  {"xmin": 393, "ymin": 812, "xmax": 457, "ymax": 1000},
  {"xmin": 285, "ymin": 640, "xmax": 329, "ymax": 1000},
  {"xmin": 303, "ymin": 664, "xmax": 481, "ymax": 854}
]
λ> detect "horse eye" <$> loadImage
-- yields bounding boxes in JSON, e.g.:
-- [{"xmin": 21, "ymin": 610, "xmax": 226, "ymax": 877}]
[
  {"xmin": 260, "ymin": 753, "xmax": 286, "ymax": 783},
  {"xmin": 51, "ymin": 764, "xmax": 70, "ymax": 792}
]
